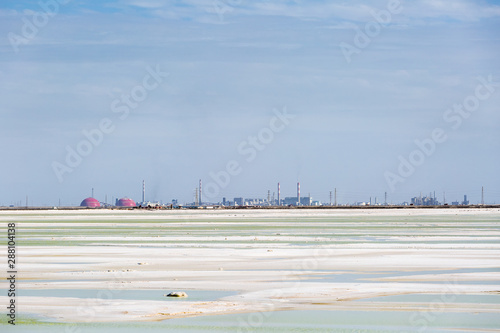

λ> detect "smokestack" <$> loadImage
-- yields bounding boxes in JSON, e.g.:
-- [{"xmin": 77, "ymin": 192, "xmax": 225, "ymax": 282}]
[
  {"xmin": 278, "ymin": 183, "xmax": 281, "ymax": 205},
  {"xmin": 297, "ymin": 182, "xmax": 300, "ymax": 206},
  {"xmin": 199, "ymin": 179, "xmax": 202, "ymax": 206},
  {"xmin": 142, "ymin": 180, "xmax": 145, "ymax": 203}
]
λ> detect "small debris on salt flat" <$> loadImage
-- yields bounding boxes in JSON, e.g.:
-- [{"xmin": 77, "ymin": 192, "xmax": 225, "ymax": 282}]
[{"xmin": 165, "ymin": 291, "xmax": 188, "ymax": 298}]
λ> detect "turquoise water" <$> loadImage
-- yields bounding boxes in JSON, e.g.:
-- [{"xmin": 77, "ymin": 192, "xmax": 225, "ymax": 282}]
[
  {"xmin": 3, "ymin": 310, "xmax": 500, "ymax": 332},
  {"xmin": 2, "ymin": 212, "xmax": 500, "ymax": 332},
  {"xmin": 299, "ymin": 267, "xmax": 500, "ymax": 285},
  {"xmin": 18, "ymin": 289, "xmax": 238, "ymax": 302},
  {"xmin": 356, "ymin": 293, "xmax": 500, "ymax": 304}
]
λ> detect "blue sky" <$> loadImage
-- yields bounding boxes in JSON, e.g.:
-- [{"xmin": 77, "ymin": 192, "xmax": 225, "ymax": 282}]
[{"xmin": 1, "ymin": 0, "xmax": 499, "ymax": 206}]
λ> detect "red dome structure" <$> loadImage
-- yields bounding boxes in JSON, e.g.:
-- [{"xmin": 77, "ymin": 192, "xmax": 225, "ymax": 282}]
[
  {"xmin": 80, "ymin": 197, "xmax": 100, "ymax": 208},
  {"xmin": 116, "ymin": 198, "xmax": 136, "ymax": 207}
]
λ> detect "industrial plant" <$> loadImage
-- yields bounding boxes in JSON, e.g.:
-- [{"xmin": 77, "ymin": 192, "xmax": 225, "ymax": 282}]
[
  {"xmin": 79, "ymin": 181, "xmax": 162, "ymax": 209},
  {"xmin": 1, "ymin": 179, "xmax": 492, "ymax": 210}
]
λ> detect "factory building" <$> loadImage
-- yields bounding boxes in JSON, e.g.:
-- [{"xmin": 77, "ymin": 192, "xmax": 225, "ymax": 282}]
[
  {"xmin": 80, "ymin": 197, "xmax": 100, "ymax": 208},
  {"xmin": 411, "ymin": 195, "xmax": 439, "ymax": 206},
  {"xmin": 300, "ymin": 196, "xmax": 312, "ymax": 206},
  {"xmin": 283, "ymin": 196, "xmax": 312, "ymax": 206},
  {"xmin": 116, "ymin": 198, "xmax": 136, "ymax": 207}
]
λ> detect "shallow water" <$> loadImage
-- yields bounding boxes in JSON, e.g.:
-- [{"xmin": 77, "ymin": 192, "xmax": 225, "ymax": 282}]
[
  {"xmin": 299, "ymin": 267, "xmax": 500, "ymax": 285},
  {"xmin": 3, "ymin": 310, "xmax": 500, "ymax": 333},
  {"xmin": 18, "ymin": 289, "xmax": 238, "ymax": 302},
  {"xmin": 356, "ymin": 293, "xmax": 500, "ymax": 304},
  {"xmin": 2, "ymin": 210, "xmax": 500, "ymax": 332}
]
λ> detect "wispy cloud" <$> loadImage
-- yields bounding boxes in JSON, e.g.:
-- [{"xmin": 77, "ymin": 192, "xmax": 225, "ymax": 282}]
[
  {"xmin": 0, "ymin": 0, "xmax": 498, "ymax": 204},
  {"xmin": 25, "ymin": 0, "xmax": 495, "ymax": 25},
  {"xmin": 415, "ymin": 0, "xmax": 500, "ymax": 21}
]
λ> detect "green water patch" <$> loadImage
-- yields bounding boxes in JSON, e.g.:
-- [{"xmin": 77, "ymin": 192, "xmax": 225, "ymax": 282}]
[
  {"xmin": 0, "ymin": 313, "xmax": 66, "ymax": 326},
  {"xmin": 2, "ymin": 310, "xmax": 499, "ymax": 332}
]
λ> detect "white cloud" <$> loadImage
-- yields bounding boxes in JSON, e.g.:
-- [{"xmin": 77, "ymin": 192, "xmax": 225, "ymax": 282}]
[
  {"xmin": 407, "ymin": 0, "xmax": 500, "ymax": 22},
  {"xmin": 129, "ymin": 1, "xmax": 165, "ymax": 9},
  {"xmin": 99, "ymin": 0, "xmax": 500, "ymax": 25},
  {"xmin": 0, "ymin": 0, "xmax": 499, "ymax": 204}
]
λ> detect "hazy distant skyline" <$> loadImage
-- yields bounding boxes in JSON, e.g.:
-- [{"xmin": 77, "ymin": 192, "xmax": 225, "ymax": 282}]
[{"xmin": 1, "ymin": 0, "xmax": 499, "ymax": 206}]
